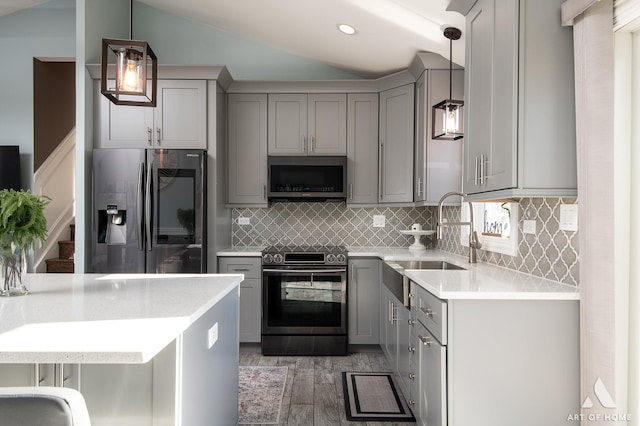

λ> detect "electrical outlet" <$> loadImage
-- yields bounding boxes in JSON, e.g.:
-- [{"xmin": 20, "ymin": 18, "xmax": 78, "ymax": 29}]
[
  {"xmin": 238, "ymin": 217, "xmax": 250, "ymax": 226},
  {"xmin": 373, "ymin": 215, "xmax": 386, "ymax": 228},
  {"xmin": 559, "ymin": 204, "xmax": 578, "ymax": 232},
  {"xmin": 207, "ymin": 322, "xmax": 219, "ymax": 349},
  {"xmin": 523, "ymin": 220, "xmax": 536, "ymax": 235}
]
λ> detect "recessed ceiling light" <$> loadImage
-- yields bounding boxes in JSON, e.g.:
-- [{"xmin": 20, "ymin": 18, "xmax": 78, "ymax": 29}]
[{"xmin": 337, "ymin": 23, "xmax": 357, "ymax": 35}]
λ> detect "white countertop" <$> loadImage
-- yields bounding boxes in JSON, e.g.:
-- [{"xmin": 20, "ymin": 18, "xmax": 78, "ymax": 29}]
[
  {"xmin": 357, "ymin": 247, "xmax": 579, "ymax": 301},
  {"xmin": 0, "ymin": 273, "xmax": 243, "ymax": 364},
  {"xmin": 216, "ymin": 246, "xmax": 579, "ymax": 301}
]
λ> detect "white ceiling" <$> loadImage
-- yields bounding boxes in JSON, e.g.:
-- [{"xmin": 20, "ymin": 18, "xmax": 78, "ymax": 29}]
[{"xmin": 1, "ymin": 0, "xmax": 466, "ymax": 78}]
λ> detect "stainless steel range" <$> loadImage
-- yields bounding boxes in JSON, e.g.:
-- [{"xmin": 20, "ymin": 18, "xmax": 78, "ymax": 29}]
[{"xmin": 261, "ymin": 245, "xmax": 348, "ymax": 356}]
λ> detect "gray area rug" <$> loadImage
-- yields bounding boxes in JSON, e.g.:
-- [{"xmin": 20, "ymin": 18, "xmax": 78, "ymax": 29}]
[
  {"xmin": 342, "ymin": 372, "xmax": 416, "ymax": 422},
  {"xmin": 238, "ymin": 366, "xmax": 288, "ymax": 424}
]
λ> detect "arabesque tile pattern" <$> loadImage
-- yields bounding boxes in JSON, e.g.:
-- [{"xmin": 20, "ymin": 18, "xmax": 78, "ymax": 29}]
[{"xmin": 231, "ymin": 198, "xmax": 579, "ymax": 286}]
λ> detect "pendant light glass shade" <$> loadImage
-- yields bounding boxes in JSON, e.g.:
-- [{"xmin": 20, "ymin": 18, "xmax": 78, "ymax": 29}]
[
  {"xmin": 432, "ymin": 27, "xmax": 464, "ymax": 141},
  {"xmin": 100, "ymin": 0, "xmax": 157, "ymax": 107}
]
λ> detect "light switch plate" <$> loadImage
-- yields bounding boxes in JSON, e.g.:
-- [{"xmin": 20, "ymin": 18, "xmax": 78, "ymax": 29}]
[
  {"xmin": 238, "ymin": 217, "xmax": 250, "ymax": 226},
  {"xmin": 523, "ymin": 220, "xmax": 536, "ymax": 235},
  {"xmin": 560, "ymin": 204, "xmax": 578, "ymax": 232},
  {"xmin": 373, "ymin": 215, "xmax": 386, "ymax": 228}
]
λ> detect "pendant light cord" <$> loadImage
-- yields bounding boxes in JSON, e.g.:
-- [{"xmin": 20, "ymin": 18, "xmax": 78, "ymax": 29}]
[
  {"xmin": 449, "ymin": 37, "xmax": 453, "ymax": 100},
  {"xmin": 129, "ymin": 0, "xmax": 133, "ymax": 40}
]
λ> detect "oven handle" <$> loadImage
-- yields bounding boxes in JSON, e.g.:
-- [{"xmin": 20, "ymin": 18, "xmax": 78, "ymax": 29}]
[{"xmin": 262, "ymin": 268, "xmax": 347, "ymax": 274}]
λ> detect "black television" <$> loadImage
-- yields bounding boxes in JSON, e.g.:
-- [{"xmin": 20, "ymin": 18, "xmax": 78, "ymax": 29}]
[{"xmin": 0, "ymin": 146, "xmax": 21, "ymax": 190}]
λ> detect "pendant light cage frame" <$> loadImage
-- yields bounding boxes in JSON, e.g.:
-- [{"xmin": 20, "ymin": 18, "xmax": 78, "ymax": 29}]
[
  {"xmin": 100, "ymin": 0, "xmax": 157, "ymax": 107},
  {"xmin": 432, "ymin": 26, "xmax": 464, "ymax": 141}
]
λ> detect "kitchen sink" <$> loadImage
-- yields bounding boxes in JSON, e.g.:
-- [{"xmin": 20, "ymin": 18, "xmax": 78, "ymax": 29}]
[{"xmin": 393, "ymin": 260, "xmax": 466, "ymax": 271}]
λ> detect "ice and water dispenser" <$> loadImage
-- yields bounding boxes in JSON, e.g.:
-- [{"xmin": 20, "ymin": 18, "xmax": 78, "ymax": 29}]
[{"xmin": 96, "ymin": 194, "xmax": 127, "ymax": 245}]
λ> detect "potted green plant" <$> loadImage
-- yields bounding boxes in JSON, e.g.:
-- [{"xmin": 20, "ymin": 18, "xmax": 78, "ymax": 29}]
[{"xmin": 0, "ymin": 189, "xmax": 49, "ymax": 296}]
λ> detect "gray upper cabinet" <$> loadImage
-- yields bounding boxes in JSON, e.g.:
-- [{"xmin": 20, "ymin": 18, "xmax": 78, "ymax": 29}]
[
  {"xmin": 227, "ymin": 94, "xmax": 268, "ymax": 206},
  {"xmin": 463, "ymin": 0, "xmax": 576, "ymax": 199},
  {"xmin": 415, "ymin": 70, "xmax": 464, "ymax": 204},
  {"xmin": 346, "ymin": 93, "xmax": 379, "ymax": 205},
  {"xmin": 96, "ymin": 80, "xmax": 207, "ymax": 149},
  {"xmin": 379, "ymin": 84, "xmax": 415, "ymax": 203},
  {"xmin": 268, "ymin": 93, "xmax": 347, "ymax": 155}
]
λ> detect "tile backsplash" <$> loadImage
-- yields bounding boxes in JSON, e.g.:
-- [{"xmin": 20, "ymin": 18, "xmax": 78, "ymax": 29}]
[{"xmin": 231, "ymin": 198, "xmax": 579, "ymax": 286}]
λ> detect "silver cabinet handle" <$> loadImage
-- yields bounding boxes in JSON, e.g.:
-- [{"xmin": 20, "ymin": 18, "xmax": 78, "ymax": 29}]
[
  {"xmin": 474, "ymin": 156, "xmax": 479, "ymax": 185},
  {"xmin": 408, "ymin": 319, "xmax": 415, "ymax": 326},
  {"xmin": 349, "ymin": 183, "xmax": 354, "ymax": 200},
  {"xmin": 421, "ymin": 307, "xmax": 433, "ymax": 317},
  {"xmin": 379, "ymin": 142, "xmax": 384, "ymax": 200},
  {"xmin": 231, "ymin": 268, "xmax": 251, "ymax": 272},
  {"xmin": 408, "ymin": 373, "xmax": 416, "ymax": 380},
  {"xmin": 408, "ymin": 399, "xmax": 416, "ymax": 407},
  {"xmin": 480, "ymin": 154, "xmax": 486, "ymax": 185},
  {"xmin": 147, "ymin": 127, "xmax": 152, "ymax": 146},
  {"xmin": 156, "ymin": 128, "xmax": 161, "ymax": 146},
  {"xmin": 417, "ymin": 177, "xmax": 423, "ymax": 196},
  {"xmin": 263, "ymin": 184, "xmax": 267, "ymax": 200},
  {"xmin": 303, "ymin": 135, "xmax": 307, "ymax": 152},
  {"xmin": 408, "ymin": 346, "xmax": 415, "ymax": 353},
  {"xmin": 419, "ymin": 335, "xmax": 432, "ymax": 346},
  {"xmin": 310, "ymin": 135, "xmax": 315, "ymax": 152},
  {"xmin": 391, "ymin": 304, "xmax": 397, "ymax": 323}
]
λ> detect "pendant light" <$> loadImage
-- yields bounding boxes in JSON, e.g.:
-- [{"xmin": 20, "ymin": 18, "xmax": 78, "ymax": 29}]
[
  {"xmin": 101, "ymin": 0, "xmax": 157, "ymax": 107},
  {"xmin": 432, "ymin": 27, "xmax": 463, "ymax": 140}
]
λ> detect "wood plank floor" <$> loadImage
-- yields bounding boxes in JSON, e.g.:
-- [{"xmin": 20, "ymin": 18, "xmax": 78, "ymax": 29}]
[{"xmin": 239, "ymin": 345, "xmax": 415, "ymax": 426}]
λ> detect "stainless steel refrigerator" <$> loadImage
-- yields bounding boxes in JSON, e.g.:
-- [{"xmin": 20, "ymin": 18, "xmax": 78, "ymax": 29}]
[{"xmin": 91, "ymin": 148, "xmax": 207, "ymax": 273}]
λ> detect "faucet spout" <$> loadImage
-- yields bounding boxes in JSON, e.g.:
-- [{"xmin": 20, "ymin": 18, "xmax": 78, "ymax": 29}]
[{"xmin": 436, "ymin": 191, "xmax": 482, "ymax": 263}]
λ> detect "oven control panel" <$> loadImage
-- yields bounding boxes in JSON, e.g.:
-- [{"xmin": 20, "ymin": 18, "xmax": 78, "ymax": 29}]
[{"xmin": 262, "ymin": 245, "xmax": 347, "ymax": 266}]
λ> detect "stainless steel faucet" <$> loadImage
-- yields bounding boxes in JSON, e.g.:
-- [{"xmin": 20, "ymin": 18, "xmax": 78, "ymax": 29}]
[{"xmin": 436, "ymin": 191, "xmax": 482, "ymax": 263}]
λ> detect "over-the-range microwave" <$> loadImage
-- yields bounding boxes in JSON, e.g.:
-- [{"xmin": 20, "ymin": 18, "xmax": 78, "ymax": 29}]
[{"xmin": 267, "ymin": 156, "xmax": 347, "ymax": 202}]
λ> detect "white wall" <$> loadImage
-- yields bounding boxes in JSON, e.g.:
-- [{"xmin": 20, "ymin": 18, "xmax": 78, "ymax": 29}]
[{"xmin": 0, "ymin": 0, "xmax": 75, "ymax": 190}]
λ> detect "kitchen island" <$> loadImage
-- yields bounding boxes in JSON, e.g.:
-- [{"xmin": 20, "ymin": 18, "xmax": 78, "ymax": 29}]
[{"xmin": 0, "ymin": 273, "xmax": 243, "ymax": 426}]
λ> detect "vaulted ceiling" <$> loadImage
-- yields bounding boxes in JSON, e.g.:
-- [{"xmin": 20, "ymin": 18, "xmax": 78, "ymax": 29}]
[{"xmin": 1, "ymin": 0, "xmax": 466, "ymax": 78}]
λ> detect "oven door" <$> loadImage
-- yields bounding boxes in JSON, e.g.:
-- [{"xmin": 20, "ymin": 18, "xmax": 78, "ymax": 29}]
[{"xmin": 262, "ymin": 266, "xmax": 347, "ymax": 335}]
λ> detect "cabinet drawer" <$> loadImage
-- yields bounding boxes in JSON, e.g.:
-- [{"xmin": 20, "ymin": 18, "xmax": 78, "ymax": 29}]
[
  {"xmin": 218, "ymin": 257, "xmax": 262, "ymax": 279},
  {"xmin": 411, "ymin": 282, "xmax": 447, "ymax": 345}
]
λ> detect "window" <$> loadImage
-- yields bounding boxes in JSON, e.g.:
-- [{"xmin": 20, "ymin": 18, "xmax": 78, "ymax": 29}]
[{"xmin": 460, "ymin": 201, "xmax": 519, "ymax": 256}]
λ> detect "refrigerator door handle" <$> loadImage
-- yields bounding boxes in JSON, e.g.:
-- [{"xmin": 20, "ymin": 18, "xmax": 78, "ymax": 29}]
[
  {"xmin": 145, "ymin": 162, "xmax": 153, "ymax": 251},
  {"xmin": 137, "ymin": 162, "xmax": 145, "ymax": 251}
]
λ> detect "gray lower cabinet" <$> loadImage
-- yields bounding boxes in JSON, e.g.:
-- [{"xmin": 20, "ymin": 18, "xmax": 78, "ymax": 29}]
[
  {"xmin": 379, "ymin": 84, "xmax": 415, "ymax": 203},
  {"xmin": 348, "ymin": 258, "xmax": 380, "ymax": 344},
  {"xmin": 218, "ymin": 257, "xmax": 262, "ymax": 343},
  {"xmin": 379, "ymin": 281, "xmax": 411, "ymax": 398},
  {"xmin": 406, "ymin": 280, "xmax": 579, "ymax": 426},
  {"xmin": 227, "ymin": 94, "xmax": 268, "ymax": 206}
]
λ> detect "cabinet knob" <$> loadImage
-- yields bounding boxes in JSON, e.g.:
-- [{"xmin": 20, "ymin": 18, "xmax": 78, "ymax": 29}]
[
  {"xmin": 420, "ymin": 307, "xmax": 433, "ymax": 317},
  {"xmin": 408, "ymin": 346, "xmax": 415, "ymax": 353},
  {"xmin": 419, "ymin": 335, "xmax": 432, "ymax": 346},
  {"xmin": 408, "ymin": 319, "xmax": 415, "ymax": 326},
  {"xmin": 408, "ymin": 399, "xmax": 416, "ymax": 406},
  {"xmin": 408, "ymin": 373, "xmax": 416, "ymax": 380}
]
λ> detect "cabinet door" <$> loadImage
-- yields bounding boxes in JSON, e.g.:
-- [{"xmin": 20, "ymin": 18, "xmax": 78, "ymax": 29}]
[
  {"xmin": 348, "ymin": 259, "xmax": 380, "ymax": 344},
  {"xmin": 218, "ymin": 257, "xmax": 262, "ymax": 343},
  {"xmin": 346, "ymin": 93, "xmax": 379, "ymax": 204},
  {"xmin": 379, "ymin": 84, "xmax": 414, "ymax": 203},
  {"xmin": 396, "ymin": 302, "xmax": 411, "ymax": 399},
  {"xmin": 268, "ymin": 94, "xmax": 308, "ymax": 155},
  {"xmin": 308, "ymin": 94, "xmax": 347, "ymax": 155},
  {"xmin": 227, "ymin": 94, "xmax": 268, "ymax": 205},
  {"xmin": 380, "ymin": 286, "xmax": 393, "ymax": 362},
  {"xmin": 154, "ymin": 80, "xmax": 207, "ymax": 149},
  {"xmin": 427, "ymin": 69, "xmax": 464, "ymax": 203},
  {"xmin": 416, "ymin": 323, "xmax": 446, "ymax": 426},
  {"xmin": 463, "ymin": 0, "xmax": 517, "ymax": 194},
  {"xmin": 96, "ymin": 80, "xmax": 154, "ymax": 148}
]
